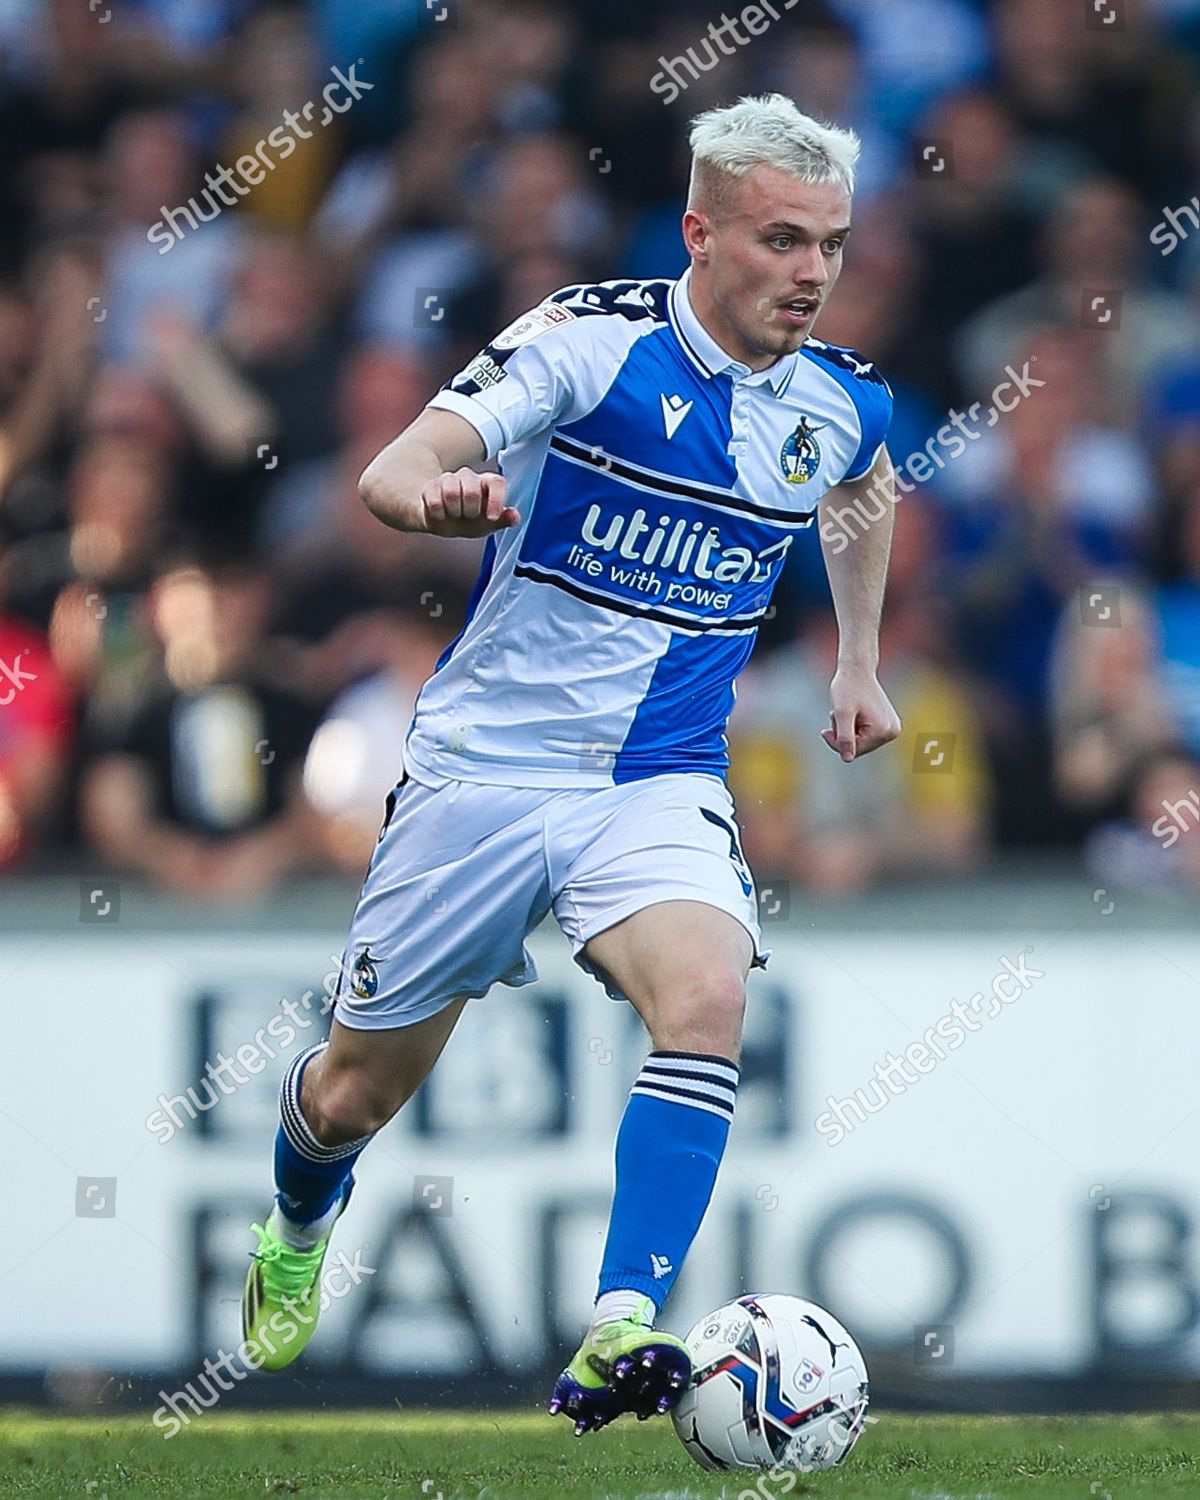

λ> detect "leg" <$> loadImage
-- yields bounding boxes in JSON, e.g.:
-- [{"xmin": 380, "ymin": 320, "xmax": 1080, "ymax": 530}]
[
  {"xmin": 244, "ymin": 1003, "xmax": 464, "ymax": 1371},
  {"xmin": 245, "ymin": 771, "xmax": 554, "ymax": 1369},
  {"xmin": 583, "ymin": 898, "xmax": 750, "ymax": 1058},
  {"xmin": 303, "ymin": 1004, "xmax": 467, "ymax": 1144},
  {"xmin": 274, "ymin": 1002, "xmax": 466, "ymax": 1232},
  {"xmin": 584, "ymin": 899, "xmax": 749, "ymax": 1306},
  {"xmin": 550, "ymin": 900, "xmax": 752, "ymax": 1432}
]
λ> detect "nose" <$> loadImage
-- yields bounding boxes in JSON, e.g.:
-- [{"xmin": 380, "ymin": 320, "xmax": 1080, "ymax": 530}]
[{"xmin": 794, "ymin": 242, "xmax": 828, "ymax": 287}]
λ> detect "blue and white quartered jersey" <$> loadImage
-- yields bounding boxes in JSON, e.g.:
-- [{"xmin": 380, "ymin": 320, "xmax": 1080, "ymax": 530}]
[{"xmin": 404, "ymin": 268, "xmax": 892, "ymax": 788}]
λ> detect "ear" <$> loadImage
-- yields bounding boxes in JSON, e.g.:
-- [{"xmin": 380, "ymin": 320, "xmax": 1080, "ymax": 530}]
[{"xmin": 682, "ymin": 208, "xmax": 711, "ymax": 264}]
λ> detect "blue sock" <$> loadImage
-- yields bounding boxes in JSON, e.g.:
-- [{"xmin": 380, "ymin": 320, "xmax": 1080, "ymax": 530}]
[
  {"xmin": 596, "ymin": 1051, "xmax": 739, "ymax": 1310},
  {"xmin": 274, "ymin": 1042, "xmax": 372, "ymax": 1226}
]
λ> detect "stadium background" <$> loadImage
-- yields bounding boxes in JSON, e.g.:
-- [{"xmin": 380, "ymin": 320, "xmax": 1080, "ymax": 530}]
[{"xmin": 2, "ymin": 0, "xmax": 1199, "ymax": 1422}]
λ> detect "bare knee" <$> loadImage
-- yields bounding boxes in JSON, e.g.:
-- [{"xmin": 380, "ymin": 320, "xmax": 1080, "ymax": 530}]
[
  {"xmin": 303, "ymin": 1062, "xmax": 401, "ymax": 1146},
  {"xmin": 647, "ymin": 970, "xmax": 746, "ymax": 1060}
]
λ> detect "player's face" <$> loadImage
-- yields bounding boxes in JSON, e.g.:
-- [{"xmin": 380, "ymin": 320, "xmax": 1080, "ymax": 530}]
[{"xmin": 687, "ymin": 165, "xmax": 852, "ymax": 369}]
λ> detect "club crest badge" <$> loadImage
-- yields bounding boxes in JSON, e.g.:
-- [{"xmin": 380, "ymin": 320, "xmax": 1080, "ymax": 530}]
[
  {"xmin": 779, "ymin": 416, "xmax": 825, "ymax": 484},
  {"xmin": 350, "ymin": 947, "xmax": 379, "ymax": 1001}
]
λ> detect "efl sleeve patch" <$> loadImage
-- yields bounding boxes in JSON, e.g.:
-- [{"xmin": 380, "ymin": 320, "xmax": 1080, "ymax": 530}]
[{"xmin": 491, "ymin": 302, "xmax": 576, "ymax": 351}]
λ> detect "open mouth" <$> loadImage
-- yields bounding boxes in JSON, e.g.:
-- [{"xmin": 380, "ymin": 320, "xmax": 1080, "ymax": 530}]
[{"xmin": 776, "ymin": 296, "xmax": 820, "ymax": 326}]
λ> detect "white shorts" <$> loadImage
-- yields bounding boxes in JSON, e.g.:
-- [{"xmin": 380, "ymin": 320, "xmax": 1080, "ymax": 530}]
[{"xmin": 332, "ymin": 768, "xmax": 771, "ymax": 1030}]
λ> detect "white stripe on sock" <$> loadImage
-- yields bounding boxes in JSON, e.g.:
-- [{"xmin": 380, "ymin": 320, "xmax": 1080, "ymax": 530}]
[{"xmin": 635, "ymin": 1072, "xmax": 737, "ymax": 1108}]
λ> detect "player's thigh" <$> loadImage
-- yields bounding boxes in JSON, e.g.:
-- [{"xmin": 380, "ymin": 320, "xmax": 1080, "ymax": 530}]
[
  {"xmin": 556, "ymin": 772, "xmax": 765, "ymax": 1058},
  {"xmin": 304, "ymin": 1002, "xmax": 466, "ymax": 1142},
  {"xmin": 582, "ymin": 899, "xmax": 753, "ymax": 1059},
  {"xmin": 582, "ymin": 894, "xmax": 750, "ymax": 1062}
]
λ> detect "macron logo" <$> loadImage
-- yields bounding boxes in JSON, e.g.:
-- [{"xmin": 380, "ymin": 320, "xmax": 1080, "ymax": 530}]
[
  {"xmin": 660, "ymin": 393, "xmax": 693, "ymax": 440},
  {"xmin": 650, "ymin": 1253, "xmax": 674, "ymax": 1279}
]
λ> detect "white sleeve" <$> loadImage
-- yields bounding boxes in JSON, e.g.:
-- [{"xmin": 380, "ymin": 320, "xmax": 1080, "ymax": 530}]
[{"xmin": 426, "ymin": 294, "xmax": 644, "ymax": 458}]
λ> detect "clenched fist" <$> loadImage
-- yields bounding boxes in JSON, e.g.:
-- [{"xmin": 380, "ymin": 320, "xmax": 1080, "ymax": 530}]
[
  {"xmin": 422, "ymin": 468, "xmax": 521, "ymax": 537},
  {"xmin": 821, "ymin": 665, "xmax": 902, "ymax": 762}
]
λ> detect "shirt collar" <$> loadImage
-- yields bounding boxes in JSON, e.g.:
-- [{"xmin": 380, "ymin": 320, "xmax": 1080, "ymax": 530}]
[{"xmin": 669, "ymin": 266, "xmax": 796, "ymax": 395}]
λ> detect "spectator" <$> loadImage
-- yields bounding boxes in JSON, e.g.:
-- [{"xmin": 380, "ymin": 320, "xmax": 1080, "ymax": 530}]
[
  {"xmin": 1152, "ymin": 484, "xmax": 1200, "ymax": 755},
  {"xmin": 217, "ymin": 230, "xmax": 345, "ymax": 467},
  {"xmin": 302, "ymin": 578, "xmax": 467, "ymax": 872},
  {"xmin": 0, "ymin": 0, "xmax": 146, "ymax": 274},
  {"xmin": 1049, "ymin": 585, "xmax": 1180, "ymax": 827},
  {"xmin": 994, "ymin": 0, "xmax": 1195, "ymax": 204},
  {"xmin": 447, "ymin": 248, "xmax": 591, "ymax": 360},
  {"xmin": 0, "ymin": 538, "xmax": 73, "ymax": 868},
  {"xmin": 936, "ymin": 328, "xmax": 1155, "ymax": 843},
  {"xmin": 0, "ymin": 246, "xmax": 104, "ymax": 522},
  {"xmin": 258, "ymin": 339, "xmax": 431, "ymax": 568},
  {"xmin": 956, "ymin": 177, "xmax": 1200, "ymax": 422},
  {"xmin": 219, "ymin": 7, "xmax": 344, "ymax": 233},
  {"xmin": 100, "ymin": 109, "xmax": 244, "ymax": 363},
  {"xmin": 80, "ymin": 552, "xmax": 320, "ymax": 899},
  {"xmin": 908, "ymin": 90, "xmax": 1042, "ymax": 406},
  {"xmin": 328, "ymin": 31, "xmax": 501, "ymax": 350},
  {"xmin": 831, "ymin": 0, "xmax": 990, "ymax": 136},
  {"xmin": 1086, "ymin": 747, "xmax": 1200, "ymax": 891}
]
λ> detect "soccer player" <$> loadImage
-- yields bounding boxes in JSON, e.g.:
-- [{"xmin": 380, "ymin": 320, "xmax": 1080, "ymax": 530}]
[{"xmin": 242, "ymin": 93, "xmax": 901, "ymax": 1433}]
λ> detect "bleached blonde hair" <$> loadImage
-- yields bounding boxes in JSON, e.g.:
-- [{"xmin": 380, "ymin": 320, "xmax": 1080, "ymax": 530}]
[{"xmin": 687, "ymin": 93, "xmax": 860, "ymax": 216}]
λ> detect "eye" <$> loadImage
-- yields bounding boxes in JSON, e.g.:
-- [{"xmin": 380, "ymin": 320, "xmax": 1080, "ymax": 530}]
[
  {"xmin": 822, "ymin": 237, "xmax": 846, "ymax": 254},
  {"xmin": 769, "ymin": 234, "xmax": 793, "ymax": 250}
]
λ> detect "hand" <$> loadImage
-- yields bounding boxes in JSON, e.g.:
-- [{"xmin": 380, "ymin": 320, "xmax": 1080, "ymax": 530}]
[
  {"xmin": 422, "ymin": 469, "xmax": 520, "ymax": 538},
  {"xmin": 821, "ymin": 666, "xmax": 902, "ymax": 762}
]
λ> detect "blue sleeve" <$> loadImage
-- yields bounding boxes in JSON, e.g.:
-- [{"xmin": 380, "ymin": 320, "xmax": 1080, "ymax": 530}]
[
  {"xmin": 800, "ymin": 341, "xmax": 894, "ymax": 484},
  {"xmin": 842, "ymin": 370, "xmax": 893, "ymax": 484}
]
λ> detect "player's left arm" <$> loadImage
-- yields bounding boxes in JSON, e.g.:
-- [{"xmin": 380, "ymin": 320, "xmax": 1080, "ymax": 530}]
[{"xmin": 819, "ymin": 445, "xmax": 902, "ymax": 762}]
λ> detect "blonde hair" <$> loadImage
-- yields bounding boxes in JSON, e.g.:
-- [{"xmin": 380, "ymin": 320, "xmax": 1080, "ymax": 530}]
[{"xmin": 688, "ymin": 93, "xmax": 859, "ymax": 215}]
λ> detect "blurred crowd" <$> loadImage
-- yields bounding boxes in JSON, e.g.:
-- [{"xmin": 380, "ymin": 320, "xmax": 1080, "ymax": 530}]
[{"xmin": 2, "ymin": 0, "xmax": 1199, "ymax": 898}]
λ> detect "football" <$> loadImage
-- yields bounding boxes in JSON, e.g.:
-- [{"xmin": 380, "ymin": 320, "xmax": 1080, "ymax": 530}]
[{"xmin": 671, "ymin": 1294, "xmax": 869, "ymax": 1472}]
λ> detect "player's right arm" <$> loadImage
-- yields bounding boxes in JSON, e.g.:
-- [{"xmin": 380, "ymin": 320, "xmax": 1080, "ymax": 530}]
[{"xmin": 358, "ymin": 408, "xmax": 520, "ymax": 538}]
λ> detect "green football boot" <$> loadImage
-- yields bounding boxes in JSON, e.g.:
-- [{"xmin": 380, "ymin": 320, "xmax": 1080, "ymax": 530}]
[
  {"xmin": 241, "ymin": 1188, "xmax": 350, "ymax": 1372},
  {"xmin": 549, "ymin": 1296, "xmax": 692, "ymax": 1435}
]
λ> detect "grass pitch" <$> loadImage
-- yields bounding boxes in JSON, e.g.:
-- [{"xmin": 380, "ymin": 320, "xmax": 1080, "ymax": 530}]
[{"xmin": 2, "ymin": 1408, "xmax": 1199, "ymax": 1500}]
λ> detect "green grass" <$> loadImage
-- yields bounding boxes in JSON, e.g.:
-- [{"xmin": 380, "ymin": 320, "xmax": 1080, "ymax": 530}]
[{"xmin": 2, "ymin": 1409, "xmax": 1199, "ymax": 1500}]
